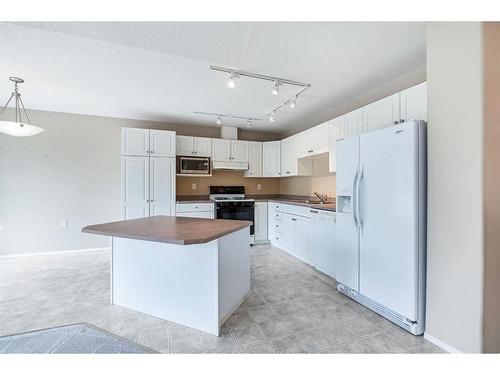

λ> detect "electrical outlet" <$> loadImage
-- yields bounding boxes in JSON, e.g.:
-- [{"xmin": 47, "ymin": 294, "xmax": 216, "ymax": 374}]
[
  {"xmin": 60, "ymin": 219, "xmax": 67, "ymax": 229},
  {"xmin": 257, "ymin": 184, "xmax": 262, "ymax": 191},
  {"xmin": 192, "ymin": 183, "xmax": 197, "ymax": 190}
]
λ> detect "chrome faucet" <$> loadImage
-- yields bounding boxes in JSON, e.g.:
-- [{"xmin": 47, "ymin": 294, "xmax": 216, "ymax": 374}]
[{"xmin": 314, "ymin": 192, "xmax": 328, "ymax": 204}]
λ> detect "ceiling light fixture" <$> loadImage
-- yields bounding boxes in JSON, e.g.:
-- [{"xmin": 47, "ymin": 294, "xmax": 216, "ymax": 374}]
[
  {"xmin": 290, "ymin": 96, "xmax": 297, "ymax": 109},
  {"xmin": 269, "ymin": 112, "xmax": 275, "ymax": 123},
  {"xmin": 216, "ymin": 117, "xmax": 222, "ymax": 125},
  {"xmin": 246, "ymin": 120, "xmax": 252, "ymax": 128},
  {"xmin": 271, "ymin": 80, "xmax": 282, "ymax": 96},
  {"xmin": 0, "ymin": 77, "xmax": 44, "ymax": 137},
  {"xmin": 227, "ymin": 72, "xmax": 239, "ymax": 89}
]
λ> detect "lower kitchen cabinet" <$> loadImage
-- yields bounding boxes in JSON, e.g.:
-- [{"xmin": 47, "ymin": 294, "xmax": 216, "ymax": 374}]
[
  {"xmin": 175, "ymin": 202, "xmax": 214, "ymax": 219},
  {"xmin": 254, "ymin": 201, "xmax": 268, "ymax": 242},
  {"xmin": 268, "ymin": 202, "xmax": 336, "ymax": 277}
]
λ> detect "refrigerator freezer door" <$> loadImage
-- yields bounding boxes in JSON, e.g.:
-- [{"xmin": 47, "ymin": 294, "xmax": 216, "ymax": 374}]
[
  {"xmin": 358, "ymin": 123, "xmax": 420, "ymax": 320},
  {"xmin": 336, "ymin": 137, "xmax": 360, "ymax": 196},
  {"xmin": 335, "ymin": 213, "xmax": 359, "ymax": 290}
]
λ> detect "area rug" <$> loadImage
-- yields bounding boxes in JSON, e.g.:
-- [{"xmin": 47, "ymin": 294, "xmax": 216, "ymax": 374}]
[{"xmin": 0, "ymin": 323, "xmax": 152, "ymax": 354}]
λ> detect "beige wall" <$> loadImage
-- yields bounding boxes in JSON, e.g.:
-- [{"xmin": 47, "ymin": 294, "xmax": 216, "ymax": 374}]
[
  {"xmin": 0, "ymin": 109, "xmax": 279, "ymax": 255},
  {"xmin": 425, "ymin": 22, "xmax": 484, "ymax": 353},
  {"xmin": 279, "ymin": 155, "xmax": 336, "ymax": 198},
  {"xmin": 177, "ymin": 171, "xmax": 280, "ymax": 196},
  {"xmin": 482, "ymin": 22, "xmax": 500, "ymax": 353}
]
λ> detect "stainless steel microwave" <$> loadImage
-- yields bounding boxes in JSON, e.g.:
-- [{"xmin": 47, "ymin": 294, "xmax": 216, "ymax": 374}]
[{"xmin": 177, "ymin": 156, "xmax": 211, "ymax": 175}]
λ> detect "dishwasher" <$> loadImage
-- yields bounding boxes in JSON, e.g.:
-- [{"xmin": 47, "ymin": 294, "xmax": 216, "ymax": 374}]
[{"xmin": 308, "ymin": 209, "xmax": 336, "ymax": 279}]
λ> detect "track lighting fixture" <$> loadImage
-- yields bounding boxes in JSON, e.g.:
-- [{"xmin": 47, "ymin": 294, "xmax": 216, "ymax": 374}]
[
  {"xmin": 290, "ymin": 96, "xmax": 297, "ymax": 109},
  {"xmin": 269, "ymin": 112, "xmax": 275, "ymax": 123},
  {"xmin": 271, "ymin": 80, "xmax": 281, "ymax": 96},
  {"xmin": 227, "ymin": 72, "xmax": 239, "ymax": 89},
  {"xmin": 216, "ymin": 117, "xmax": 222, "ymax": 125}
]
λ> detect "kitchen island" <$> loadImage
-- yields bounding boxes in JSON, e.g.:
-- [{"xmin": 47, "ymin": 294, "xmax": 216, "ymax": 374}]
[{"xmin": 82, "ymin": 215, "xmax": 251, "ymax": 336}]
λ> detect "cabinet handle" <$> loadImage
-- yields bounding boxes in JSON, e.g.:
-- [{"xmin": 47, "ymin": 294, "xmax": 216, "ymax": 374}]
[
  {"xmin": 146, "ymin": 150, "xmax": 150, "ymax": 154},
  {"xmin": 393, "ymin": 121, "xmax": 399, "ymax": 125},
  {"xmin": 292, "ymin": 218, "xmax": 297, "ymax": 221},
  {"xmin": 150, "ymin": 199, "xmax": 154, "ymax": 202},
  {"xmin": 308, "ymin": 149, "xmax": 313, "ymax": 153},
  {"xmin": 150, "ymin": 150, "xmax": 154, "ymax": 154},
  {"xmin": 286, "ymin": 171, "xmax": 290, "ymax": 174},
  {"xmin": 400, "ymin": 119, "xmax": 405, "ymax": 123},
  {"xmin": 310, "ymin": 210, "xmax": 318, "ymax": 214}
]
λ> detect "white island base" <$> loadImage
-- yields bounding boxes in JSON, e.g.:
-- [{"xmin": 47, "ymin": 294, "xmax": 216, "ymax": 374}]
[{"xmin": 110, "ymin": 227, "xmax": 250, "ymax": 336}]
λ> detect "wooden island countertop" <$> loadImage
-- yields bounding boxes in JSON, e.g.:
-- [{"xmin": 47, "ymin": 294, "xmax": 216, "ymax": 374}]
[{"xmin": 82, "ymin": 215, "xmax": 252, "ymax": 245}]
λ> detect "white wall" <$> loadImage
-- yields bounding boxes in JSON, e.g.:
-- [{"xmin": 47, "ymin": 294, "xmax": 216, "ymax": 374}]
[
  {"xmin": 0, "ymin": 109, "xmax": 279, "ymax": 256},
  {"xmin": 425, "ymin": 22, "xmax": 484, "ymax": 353}
]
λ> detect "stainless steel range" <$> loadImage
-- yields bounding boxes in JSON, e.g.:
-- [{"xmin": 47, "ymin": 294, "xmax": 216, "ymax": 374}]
[{"xmin": 210, "ymin": 186, "xmax": 255, "ymax": 244}]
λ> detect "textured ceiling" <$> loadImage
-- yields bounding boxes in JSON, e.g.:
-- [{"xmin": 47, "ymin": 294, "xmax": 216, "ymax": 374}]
[{"xmin": 0, "ymin": 22, "xmax": 426, "ymax": 133}]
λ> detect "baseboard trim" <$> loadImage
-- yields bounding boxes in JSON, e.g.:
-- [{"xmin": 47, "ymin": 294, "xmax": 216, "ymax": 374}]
[
  {"xmin": 0, "ymin": 247, "xmax": 111, "ymax": 259},
  {"xmin": 424, "ymin": 332, "xmax": 462, "ymax": 353}
]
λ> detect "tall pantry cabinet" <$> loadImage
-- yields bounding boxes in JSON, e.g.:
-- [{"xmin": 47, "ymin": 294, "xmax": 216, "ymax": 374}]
[{"xmin": 121, "ymin": 128, "xmax": 176, "ymax": 220}]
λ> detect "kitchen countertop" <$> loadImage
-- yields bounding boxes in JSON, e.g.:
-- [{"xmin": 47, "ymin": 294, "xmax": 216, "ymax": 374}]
[
  {"xmin": 175, "ymin": 195, "xmax": 336, "ymax": 212},
  {"xmin": 82, "ymin": 215, "xmax": 252, "ymax": 245}
]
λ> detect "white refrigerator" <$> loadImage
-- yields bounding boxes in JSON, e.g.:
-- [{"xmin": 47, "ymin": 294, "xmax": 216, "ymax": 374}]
[{"xmin": 335, "ymin": 120, "xmax": 426, "ymax": 335}]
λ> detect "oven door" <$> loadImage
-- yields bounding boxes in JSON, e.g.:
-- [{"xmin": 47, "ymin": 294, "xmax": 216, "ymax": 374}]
[
  {"xmin": 216, "ymin": 202, "xmax": 254, "ymax": 235},
  {"xmin": 178, "ymin": 156, "xmax": 210, "ymax": 174}
]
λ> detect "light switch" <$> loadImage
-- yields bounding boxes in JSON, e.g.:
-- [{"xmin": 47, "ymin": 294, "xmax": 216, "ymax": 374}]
[
  {"xmin": 192, "ymin": 183, "xmax": 197, "ymax": 190},
  {"xmin": 60, "ymin": 219, "xmax": 67, "ymax": 229},
  {"xmin": 257, "ymin": 184, "xmax": 262, "ymax": 191}
]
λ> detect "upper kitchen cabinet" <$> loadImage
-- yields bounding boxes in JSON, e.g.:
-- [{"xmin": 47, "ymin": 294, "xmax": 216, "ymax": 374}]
[
  {"xmin": 299, "ymin": 122, "xmax": 329, "ymax": 157},
  {"xmin": 211, "ymin": 139, "xmax": 249, "ymax": 162},
  {"xmin": 149, "ymin": 130, "xmax": 176, "ymax": 157},
  {"xmin": 281, "ymin": 135, "xmax": 312, "ymax": 177},
  {"xmin": 244, "ymin": 141, "xmax": 263, "ymax": 177},
  {"xmin": 262, "ymin": 141, "xmax": 281, "ymax": 177},
  {"xmin": 400, "ymin": 81, "xmax": 427, "ymax": 122},
  {"xmin": 328, "ymin": 118, "xmax": 343, "ymax": 172},
  {"xmin": 121, "ymin": 128, "xmax": 150, "ymax": 156},
  {"xmin": 363, "ymin": 93, "xmax": 400, "ymax": 133},
  {"xmin": 211, "ymin": 138, "xmax": 231, "ymax": 162},
  {"xmin": 344, "ymin": 108, "xmax": 363, "ymax": 138},
  {"xmin": 121, "ymin": 128, "xmax": 175, "ymax": 157},
  {"xmin": 231, "ymin": 140, "xmax": 249, "ymax": 162},
  {"xmin": 176, "ymin": 136, "xmax": 212, "ymax": 157}
]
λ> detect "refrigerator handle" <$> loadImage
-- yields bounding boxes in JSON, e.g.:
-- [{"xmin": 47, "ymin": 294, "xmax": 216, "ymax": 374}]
[
  {"xmin": 357, "ymin": 165, "xmax": 364, "ymax": 234},
  {"xmin": 352, "ymin": 169, "xmax": 359, "ymax": 228}
]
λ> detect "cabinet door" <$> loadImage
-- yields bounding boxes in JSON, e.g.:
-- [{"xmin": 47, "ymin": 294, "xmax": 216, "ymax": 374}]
[
  {"xmin": 121, "ymin": 128, "xmax": 150, "ymax": 156},
  {"xmin": 121, "ymin": 156, "xmax": 149, "ymax": 219},
  {"xmin": 212, "ymin": 139, "xmax": 231, "ymax": 162},
  {"xmin": 281, "ymin": 214, "xmax": 295, "ymax": 255},
  {"xmin": 194, "ymin": 137, "xmax": 212, "ymax": 157},
  {"xmin": 149, "ymin": 157, "xmax": 175, "ymax": 216},
  {"xmin": 294, "ymin": 216, "xmax": 309, "ymax": 262},
  {"xmin": 245, "ymin": 142, "xmax": 262, "ymax": 177},
  {"xmin": 344, "ymin": 108, "xmax": 363, "ymax": 138},
  {"xmin": 280, "ymin": 136, "xmax": 296, "ymax": 176},
  {"xmin": 306, "ymin": 122, "xmax": 329, "ymax": 155},
  {"xmin": 328, "ymin": 117, "xmax": 343, "ymax": 173},
  {"xmin": 150, "ymin": 130, "xmax": 176, "ymax": 157},
  {"xmin": 400, "ymin": 82, "xmax": 427, "ymax": 122},
  {"xmin": 254, "ymin": 202, "xmax": 268, "ymax": 241},
  {"xmin": 231, "ymin": 140, "xmax": 249, "ymax": 162},
  {"xmin": 363, "ymin": 93, "xmax": 400, "ymax": 133},
  {"xmin": 262, "ymin": 141, "xmax": 281, "ymax": 177},
  {"xmin": 176, "ymin": 135, "xmax": 194, "ymax": 156}
]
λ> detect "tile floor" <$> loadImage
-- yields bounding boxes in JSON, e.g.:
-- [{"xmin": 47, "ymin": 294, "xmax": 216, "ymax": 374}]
[{"xmin": 0, "ymin": 245, "xmax": 444, "ymax": 354}]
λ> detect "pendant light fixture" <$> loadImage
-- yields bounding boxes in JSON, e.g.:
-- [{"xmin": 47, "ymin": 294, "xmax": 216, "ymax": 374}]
[{"xmin": 0, "ymin": 77, "xmax": 44, "ymax": 137}]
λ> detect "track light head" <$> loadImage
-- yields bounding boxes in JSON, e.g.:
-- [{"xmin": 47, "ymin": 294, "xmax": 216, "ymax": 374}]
[
  {"xmin": 290, "ymin": 96, "xmax": 297, "ymax": 109},
  {"xmin": 269, "ymin": 112, "xmax": 275, "ymax": 123},
  {"xmin": 216, "ymin": 117, "xmax": 222, "ymax": 125},
  {"xmin": 271, "ymin": 80, "xmax": 281, "ymax": 96},
  {"xmin": 227, "ymin": 72, "xmax": 239, "ymax": 89},
  {"xmin": 246, "ymin": 120, "xmax": 252, "ymax": 128}
]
